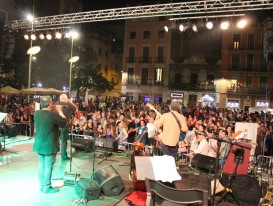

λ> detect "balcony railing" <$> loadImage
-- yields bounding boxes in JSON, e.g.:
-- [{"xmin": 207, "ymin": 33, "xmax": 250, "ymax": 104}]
[
  {"xmin": 125, "ymin": 57, "xmax": 137, "ymax": 63},
  {"xmin": 226, "ymin": 65, "xmax": 267, "ymax": 72},
  {"xmin": 227, "ymin": 87, "xmax": 270, "ymax": 95},
  {"xmin": 228, "ymin": 44, "xmax": 263, "ymax": 50},
  {"xmin": 154, "ymin": 57, "xmax": 166, "ymax": 63},
  {"xmin": 138, "ymin": 57, "xmax": 152, "ymax": 63},
  {"xmin": 169, "ymin": 83, "xmax": 216, "ymax": 91},
  {"xmin": 122, "ymin": 78, "xmax": 164, "ymax": 86}
]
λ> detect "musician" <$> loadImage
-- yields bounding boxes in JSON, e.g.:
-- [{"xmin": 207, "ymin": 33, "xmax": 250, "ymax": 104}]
[
  {"xmin": 33, "ymin": 96, "xmax": 67, "ymax": 193},
  {"xmin": 154, "ymin": 100, "xmax": 188, "ymax": 159},
  {"xmin": 58, "ymin": 94, "xmax": 78, "ymax": 161}
]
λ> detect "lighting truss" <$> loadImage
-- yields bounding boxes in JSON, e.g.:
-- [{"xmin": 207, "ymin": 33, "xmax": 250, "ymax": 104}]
[{"xmin": 6, "ymin": 0, "xmax": 273, "ymax": 30}]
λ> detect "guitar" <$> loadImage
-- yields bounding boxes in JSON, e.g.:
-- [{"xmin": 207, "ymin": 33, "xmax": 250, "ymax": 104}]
[
  {"xmin": 146, "ymin": 103, "xmax": 162, "ymax": 117},
  {"xmin": 259, "ymin": 185, "xmax": 273, "ymax": 206}
]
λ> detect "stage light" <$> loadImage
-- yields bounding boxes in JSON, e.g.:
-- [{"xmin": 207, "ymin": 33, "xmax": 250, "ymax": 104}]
[
  {"xmin": 64, "ymin": 32, "xmax": 70, "ymax": 38},
  {"xmin": 30, "ymin": 34, "xmax": 36, "ymax": 40},
  {"xmin": 46, "ymin": 34, "xmax": 52, "ymax": 40},
  {"xmin": 179, "ymin": 24, "xmax": 185, "ymax": 32},
  {"xmin": 55, "ymin": 32, "xmax": 62, "ymax": 39},
  {"xmin": 220, "ymin": 21, "xmax": 229, "ymax": 30},
  {"xmin": 206, "ymin": 21, "xmax": 213, "ymax": 30},
  {"xmin": 164, "ymin": 25, "xmax": 169, "ymax": 32},
  {"xmin": 26, "ymin": 14, "xmax": 34, "ymax": 22},
  {"xmin": 24, "ymin": 34, "xmax": 29, "ymax": 40},
  {"xmin": 192, "ymin": 24, "xmax": 198, "ymax": 32},
  {"xmin": 39, "ymin": 33, "xmax": 45, "ymax": 40},
  {"xmin": 237, "ymin": 19, "xmax": 247, "ymax": 29}
]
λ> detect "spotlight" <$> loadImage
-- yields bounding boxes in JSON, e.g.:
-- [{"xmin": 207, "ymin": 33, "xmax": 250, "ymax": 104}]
[
  {"xmin": 30, "ymin": 34, "xmax": 36, "ymax": 40},
  {"xmin": 237, "ymin": 19, "xmax": 247, "ymax": 29},
  {"xmin": 46, "ymin": 34, "xmax": 52, "ymax": 40},
  {"xmin": 192, "ymin": 24, "xmax": 198, "ymax": 32},
  {"xmin": 64, "ymin": 32, "xmax": 70, "ymax": 38},
  {"xmin": 179, "ymin": 24, "xmax": 185, "ymax": 32},
  {"xmin": 164, "ymin": 25, "xmax": 169, "ymax": 32},
  {"xmin": 220, "ymin": 21, "xmax": 229, "ymax": 30},
  {"xmin": 55, "ymin": 32, "xmax": 62, "ymax": 39},
  {"xmin": 39, "ymin": 33, "xmax": 45, "ymax": 40},
  {"xmin": 24, "ymin": 34, "xmax": 29, "ymax": 40},
  {"xmin": 206, "ymin": 22, "xmax": 213, "ymax": 30},
  {"xmin": 26, "ymin": 14, "xmax": 34, "ymax": 22},
  {"xmin": 70, "ymin": 31, "xmax": 79, "ymax": 39}
]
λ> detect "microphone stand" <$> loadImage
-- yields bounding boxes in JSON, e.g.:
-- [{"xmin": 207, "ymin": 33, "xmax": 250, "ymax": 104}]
[{"xmin": 211, "ymin": 137, "xmax": 221, "ymax": 206}]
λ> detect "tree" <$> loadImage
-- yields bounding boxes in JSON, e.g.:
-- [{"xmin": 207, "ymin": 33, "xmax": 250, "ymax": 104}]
[{"xmin": 72, "ymin": 44, "xmax": 114, "ymax": 100}]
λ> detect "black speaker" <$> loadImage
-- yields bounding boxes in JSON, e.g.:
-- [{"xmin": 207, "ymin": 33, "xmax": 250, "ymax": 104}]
[
  {"xmin": 94, "ymin": 165, "xmax": 124, "ymax": 196},
  {"xmin": 71, "ymin": 138, "xmax": 94, "ymax": 152},
  {"xmin": 191, "ymin": 154, "xmax": 216, "ymax": 173}
]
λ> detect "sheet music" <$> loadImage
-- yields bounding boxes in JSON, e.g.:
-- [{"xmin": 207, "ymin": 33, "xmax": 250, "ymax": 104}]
[{"xmin": 135, "ymin": 155, "xmax": 181, "ymax": 183}]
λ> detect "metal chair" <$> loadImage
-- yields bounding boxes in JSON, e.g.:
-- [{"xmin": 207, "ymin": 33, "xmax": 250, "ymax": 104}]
[{"xmin": 145, "ymin": 178, "xmax": 208, "ymax": 206}]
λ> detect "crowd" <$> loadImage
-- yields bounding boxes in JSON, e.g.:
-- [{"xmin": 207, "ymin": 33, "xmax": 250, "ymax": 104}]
[{"xmin": 1, "ymin": 95, "xmax": 273, "ymax": 161}]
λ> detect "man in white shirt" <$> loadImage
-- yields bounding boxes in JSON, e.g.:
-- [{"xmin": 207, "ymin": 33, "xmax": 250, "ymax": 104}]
[
  {"xmin": 146, "ymin": 117, "xmax": 158, "ymax": 154},
  {"xmin": 193, "ymin": 131, "xmax": 209, "ymax": 156}
]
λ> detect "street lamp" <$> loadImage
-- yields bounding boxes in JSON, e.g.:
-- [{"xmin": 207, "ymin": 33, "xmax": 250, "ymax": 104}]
[
  {"xmin": 27, "ymin": 46, "xmax": 41, "ymax": 89},
  {"xmin": 68, "ymin": 56, "xmax": 79, "ymax": 98}
]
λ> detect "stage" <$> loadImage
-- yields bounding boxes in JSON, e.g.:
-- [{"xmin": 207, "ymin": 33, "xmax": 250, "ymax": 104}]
[{"xmin": 0, "ymin": 136, "xmax": 244, "ymax": 206}]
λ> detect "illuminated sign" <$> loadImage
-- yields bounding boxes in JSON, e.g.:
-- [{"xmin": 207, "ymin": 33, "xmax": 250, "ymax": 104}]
[{"xmin": 171, "ymin": 93, "xmax": 183, "ymax": 98}]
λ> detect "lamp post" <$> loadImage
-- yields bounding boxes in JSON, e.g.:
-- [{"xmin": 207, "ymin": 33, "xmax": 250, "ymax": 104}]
[
  {"xmin": 27, "ymin": 46, "xmax": 41, "ymax": 89},
  {"xmin": 68, "ymin": 56, "xmax": 79, "ymax": 98}
]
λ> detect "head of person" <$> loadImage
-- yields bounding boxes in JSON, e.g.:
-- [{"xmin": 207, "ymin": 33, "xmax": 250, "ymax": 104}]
[
  {"xmin": 40, "ymin": 96, "xmax": 52, "ymax": 109},
  {"xmin": 219, "ymin": 129, "xmax": 228, "ymax": 139},
  {"xmin": 195, "ymin": 131, "xmax": 207, "ymax": 142},
  {"xmin": 169, "ymin": 100, "xmax": 181, "ymax": 112},
  {"xmin": 60, "ymin": 94, "xmax": 68, "ymax": 102}
]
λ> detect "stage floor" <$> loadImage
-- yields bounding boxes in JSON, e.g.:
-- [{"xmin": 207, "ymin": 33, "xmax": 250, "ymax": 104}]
[{"xmin": 0, "ymin": 136, "xmax": 238, "ymax": 206}]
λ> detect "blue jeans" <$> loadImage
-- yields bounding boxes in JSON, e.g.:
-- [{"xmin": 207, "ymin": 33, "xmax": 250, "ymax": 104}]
[
  {"xmin": 161, "ymin": 143, "xmax": 178, "ymax": 160},
  {"xmin": 38, "ymin": 154, "xmax": 56, "ymax": 191},
  {"xmin": 60, "ymin": 128, "xmax": 68, "ymax": 159}
]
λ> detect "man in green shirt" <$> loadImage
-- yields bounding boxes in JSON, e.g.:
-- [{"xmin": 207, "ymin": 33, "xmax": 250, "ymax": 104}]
[{"xmin": 33, "ymin": 96, "xmax": 67, "ymax": 193}]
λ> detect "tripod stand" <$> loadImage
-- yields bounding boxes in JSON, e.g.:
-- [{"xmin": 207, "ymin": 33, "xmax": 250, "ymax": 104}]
[{"xmin": 216, "ymin": 143, "xmax": 250, "ymax": 205}]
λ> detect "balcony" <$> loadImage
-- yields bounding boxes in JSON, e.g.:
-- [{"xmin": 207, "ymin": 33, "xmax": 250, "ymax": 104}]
[
  {"xmin": 228, "ymin": 44, "xmax": 263, "ymax": 51},
  {"xmin": 227, "ymin": 87, "xmax": 270, "ymax": 95},
  {"xmin": 169, "ymin": 83, "xmax": 216, "ymax": 91},
  {"xmin": 138, "ymin": 57, "xmax": 152, "ymax": 63},
  {"xmin": 122, "ymin": 78, "xmax": 164, "ymax": 86},
  {"xmin": 154, "ymin": 57, "xmax": 166, "ymax": 63},
  {"xmin": 125, "ymin": 57, "xmax": 137, "ymax": 63},
  {"xmin": 226, "ymin": 65, "xmax": 266, "ymax": 72}
]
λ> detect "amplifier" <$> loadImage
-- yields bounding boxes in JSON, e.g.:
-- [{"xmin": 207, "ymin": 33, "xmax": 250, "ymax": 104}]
[
  {"xmin": 75, "ymin": 179, "xmax": 101, "ymax": 200},
  {"xmin": 71, "ymin": 138, "xmax": 94, "ymax": 153}
]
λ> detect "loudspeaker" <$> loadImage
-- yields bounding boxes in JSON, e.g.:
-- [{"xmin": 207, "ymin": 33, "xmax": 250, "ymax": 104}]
[
  {"xmin": 94, "ymin": 165, "xmax": 124, "ymax": 196},
  {"xmin": 191, "ymin": 154, "xmax": 216, "ymax": 173},
  {"xmin": 222, "ymin": 142, "xmax": 251, "ymax": 175},
  {"xmin": 71, "ymin": 138, "xmax": 94, "ymax": 152}
]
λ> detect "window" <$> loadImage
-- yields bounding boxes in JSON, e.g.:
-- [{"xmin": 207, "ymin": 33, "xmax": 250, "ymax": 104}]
[
  {"xmin": 233, "ymin": 34, "xmax": 240, "ymax": 50},
  {"xmin": 246, "ymin": 76, "xmax": 252, "ymax": 87},
  {"xmin": 260, "ymin": 54, "xmax": 267, "ymax": 72},
  {"xmin": 158, "ymin": 30, "xmax": 165, "ymax": 38},
  {"xmin": 115, "ymin": 64, "xmax": 119, "ymax": 71},
  {"xmin": 190, "ymin": 73, "xmax": 198, "ymax": 84},
  {"xmin": 260, "ymin": 76, "xmax": 268, "ymax": 89},
  {"xmin": 97, "ymin": 64, "xmax": 101, "ymax": 71},
  {"xmin": 207, "ymin": 74, "xmax": 214, "ymax": 85},
  {"xmin": 174, "ymin": 73, "xmax": 181, "ymax": 84},
  {"xmin": 159, "ymin": 16, "xmax": 166, "ymax": 21},
  {"xmin": 130, "ymin": 31, "xmax": 136, "ymax": 39},
  {"xmin": 247, "ymin": 54, "xmax": 254, "ymax": 71},
  {"xmin": 247, "ymin": 34, "xmax": 254, "ymax": 49},
  {"xmin": 98, "ymin": 48, "xmax": 102, "ymax": 56},
  {"xmin": 231, "ymin": 54, "xmax": 240, "ymax": 69},
  {"xmin": 142, "ymin": 47, "xmax": 150, "ymax": 62},
  {"xmin": 141, "ymin": 68, "xmax": 148, "ymax": 84},
  {"xmin": 155, "ymin": 68, "xmax": 163, "ymax": 84},
  {"xmin": 105, "ymin": 65, "xmax": 108, "ymax": 73},
  {"xmin": 143, "ymin": 31, "xmax": 151, "ymax": 39},
  {"xmin": 157, "ymin": 46, "xmax": 164, "ymax": 62},
  {"xmin": 128, "ymin": 68, "xmax": 134, "ymax": 84},
  {"xmin": 129, "ymin": 47, "xmax": 135, "ymax": 62},
  {"xmin": 105, "ymin": 51, "xmax": 108, "ymax": 58}
]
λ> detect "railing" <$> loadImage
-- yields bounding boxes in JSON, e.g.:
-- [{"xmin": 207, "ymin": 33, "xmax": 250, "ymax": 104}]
[
  {"xmin": 227, "ymin": 65, "xmax": 267, "ymax": 72},
  {"xmin": 228, "ymin": 45, "xmax": 263, "ymax": 50},
  {"xmin": 169, "ymin": 83, "xmax": 216, "ymax": 91},
  {"xmin": 227, "ymin": 87, "xmax": 270, "ymax": 95},
  {"xmin": 0, "ymin": 122, "xmax": 33, "ymax": 138},
  {"xmin": 125, "ymin": 57, "xmax": 137, "ymax": 63},
  {"xmin": 122, "ymin": 78, "xmax": 164, "ymax": 86},
  {"xmin": 154, "ymin": 57, "xmax": 166, "ymax": 63},
  {"xmin": 138, "ymin": 57, "xmax": 152, "ymax": 63}
]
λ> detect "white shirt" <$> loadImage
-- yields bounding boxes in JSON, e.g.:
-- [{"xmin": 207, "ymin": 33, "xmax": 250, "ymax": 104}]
[
  {"xmin": 146, "ymin": 122, "xmax": 157, "ymax": 138},
  {"xmin": 194, "ymin": 138, "xmax": 209, "ymax": 156}
]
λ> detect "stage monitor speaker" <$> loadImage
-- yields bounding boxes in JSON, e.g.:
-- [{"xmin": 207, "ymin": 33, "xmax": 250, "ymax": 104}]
[
  {"xmin": 191, "ymin": 154, "xmax": 216, "ymax": 173},
  {"xmin": 94, "ymin": 165, "xmax": 124, "ymax": 196},
  {"xmin": 222, "ymin": 142, "xmax": 251, "ymax": 175},
  {"xmin": 71, "ymin": 138, "xmax": 94, "ymax": 153}
]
